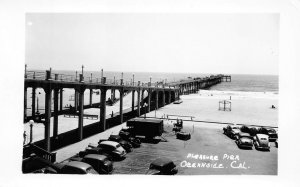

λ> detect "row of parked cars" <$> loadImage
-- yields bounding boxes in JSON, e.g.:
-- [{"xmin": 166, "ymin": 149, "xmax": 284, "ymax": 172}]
[
  {"xmin": 223, "ymin": 124, "xmax": 278, "ymax": 151},
  {"xmin": 23, "ymin": 127, "xmax": 178, "ymax": 175}
]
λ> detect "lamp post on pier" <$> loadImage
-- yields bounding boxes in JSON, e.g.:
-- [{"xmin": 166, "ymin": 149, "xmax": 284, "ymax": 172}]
[
  {"xmin": 81, "ymin": 65, "xmax": 84, "ymax": 75},
  {"xmin": 132, "ymin": 73, "xmax": 135, "ymax": 86},
  {"xmin": 150, "ymin": 76, "xmax": 152, "ymax": 87},
  {"xmin": 25, "ymin": 64, "xmax": 27, "ymax": 78}
]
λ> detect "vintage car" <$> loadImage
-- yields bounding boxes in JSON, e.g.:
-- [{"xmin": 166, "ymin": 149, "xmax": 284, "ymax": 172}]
[
  {"xmin": 234, "ymin": 132, "xmax": 252, "ymax": 140},
  {"xmin": 146, "ymin": 158, "xmax": 178, "ymax": 175},
  {"xmin": 22, "ymin": 154, "xmax": 60, "ymax": 174},
  {"xmin": 107, "ymin": 135, "xmax": 133, "ymax": 152},
  {"xmin": 69, "ymin": 154, "xmax": 113, "ymax": 174},
  {"xmin": 176, "ymin": 131, "xmax": 191, "ymax": 140},
  {"xmin": 253, "ymin": 134, "xmax": 270, "ymax": 151},
  {"xmin": 223, "ymin": 124, "xmax": 241, "ymax": 139},
  {"xmin": 235, "ymin": 132, "xmax": 253, "ymax": 149},
  {"xmin": 258, "ymin": 127, "xmax": 278, "ymax": 142},
  {"xmin": 249, "ymin": 127, "xmax": 260, "ymax": 136},
  {"xmin": 54, "ymin": 161, "xmax": 98, "ymax": 174},
  {"xmin": 240, "ymin": 125, "xmax": 250, "ymax": 133},
  {"xmin": 97, "ymin": 141, "xmax": 127, "ymax": 160}
]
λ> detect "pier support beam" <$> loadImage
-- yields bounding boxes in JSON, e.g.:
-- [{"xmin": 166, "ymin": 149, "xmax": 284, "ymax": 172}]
[
  {"xmin": 77, "ymin": 87, "xmax": 85, "ymax": 140},
  {"xmin": 74, "ymin": 90, "xmax": 78, "ymax": 112},
  {"xmin": 89, "ymin": 89, "xmax": 93, "ymax": 106},
  {"xmin": 100, "ymin": 89, "xmax": 107, "ymax": 131},
  {"xmin": 31, "ymin": 87, "xmax": 36, "ymax": 118},
  {"xmin": 155, "ymin": 91, "xmax": 159, "ymax": 110},
  {"xmin": 147, "ymin": 89, "xmax": 151, "ymax": 112},
  {"xmin": 168, "ymin": 91, "xmax": 171, "ymax": 104},
  {"xmin": 162, "ymin": 91, "xmax": 165, "ymax": 107},
  {"xmin": 119, "ymin": 87, "xmax": 124, "ymax": 124},
  {"xmin": 60, "ymin": 89, "xmax": 63, "ymax": 111},
  {"xmin": 53, "ymin": 88, "xmax": 59, "ymax": 138},
  {"xmin": 137, "ymin": 89, "xmax": 141, "ymax": 116},
  {"xmin": 131, "ymin": 90, "xmax": 135, "ymax": 111},
  {"xmin": 44, "ymin": 87, "xmax": 52, "ymax": 152},
  {"xmin": 24, "ymin": 87, "xmax": 27, "ymax": 122}
]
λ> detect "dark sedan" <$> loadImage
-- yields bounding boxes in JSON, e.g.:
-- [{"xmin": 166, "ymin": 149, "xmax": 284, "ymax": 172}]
[
  {"xmin": 69, "ymin": 154, "xmax": 113, "ymax": 174},
  {"xmin": 146, "ymin": 158, "xmax": 178, "ymax": 175},
  {"xmin": 235, "ymin": 132, "xmax": 253, "ymax": 149}
]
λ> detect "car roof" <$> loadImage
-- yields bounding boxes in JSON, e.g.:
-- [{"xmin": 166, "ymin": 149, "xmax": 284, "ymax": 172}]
[
  {"xmin": 100, "ymin": 141, "xmax": 119, "ymax": 147},
  {"xmin": 84, "ymin": 154, "xmax": 107, "ymax": 161},
  {"xmin": 64, "ymin": 161, "xmax": 92, "ymax": 170},
  {"xmin": 151, "ymin": 158, "xmax": 174, "ymax": 167},
  {"xmin": 256, "ymin": 134, "xmax": 269, "ymax": 138}
]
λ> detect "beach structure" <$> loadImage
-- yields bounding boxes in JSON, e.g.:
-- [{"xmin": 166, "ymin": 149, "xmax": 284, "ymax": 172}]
[
  {"xmin": 219, "ymin": 100, "xmax": 232, "ymax": 111},
  {"xmin": 24, "ymin": 67, "xmax": 227, "ymax": 155}
]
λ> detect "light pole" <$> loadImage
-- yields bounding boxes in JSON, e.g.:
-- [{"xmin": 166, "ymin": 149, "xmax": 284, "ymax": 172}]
[
  {"xmin": 81, "ymin": 65, "xmax": 84, "ymax": 75},
  {"xmin": 25, "ymin": 64, "xmax": 27, "ymax": 78},
  {"xmin": 29, "ymin": 120, "xmax": 34, "ymax": 143},
  {"xmin": 150, "ymin": 76, "xmax": 152, "ymax": 87},
  {"xmin": 132, "ymin": 73, "xmax": 135, "ymax": 86},
  {"xmin": 101, "ymin": 69, "xmax": 103, "ymax": 79}
]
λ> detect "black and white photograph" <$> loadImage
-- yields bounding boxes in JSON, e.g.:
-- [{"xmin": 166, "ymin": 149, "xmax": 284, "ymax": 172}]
[{"xmin": 1, "ymin": 0, "xmax": 300, "ymax": 186}]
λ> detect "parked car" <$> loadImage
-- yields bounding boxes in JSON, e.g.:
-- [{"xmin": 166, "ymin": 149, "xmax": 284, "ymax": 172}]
[
  {"xmin": 97, "ymin": 141, "xmax": 126, "ymax": 160},
  {"xmin": 69, "ymin": 154, "xmax": 113, "ymax": 174},
  {"xmin": 55, "ymin": 161, "xmax": 98, "ymax": 174},
  {"xmin": 234, "ymin": 132, "xmax": 252, "ymax": 140},
  {"xmin": 22, "ymin": 154, "xmax": 59, "ymax": 174},
  {"xmin": 253, "ymin": 134, "xmax": 270, "ymax": 151},
  {"xmin": 240, "ymin": 125, "xmax": 250, "ymax": 133},
  {"xmin": 258, "ymin": 127, "xmax": 278, "ymax": 142},
  {"xmin": 176, "ymin": 131, "xmax": 191, "ymax": 140},
  {"xmin": 275, "ymin": 139, "xmax": 278, "ymax": 148},
  {"xmin": 235, "ymin": 132, "xmax": 253, "ymax": 149},
  {"xmin": 249, "ymin": 127, "xmax": 260, "ymax": 136},
  {"xmin": 223, "ymin": 125, "xmax": 241, "ymax": 139},
  {"xmin": 31, "ymin": 166, "xmax": 58, "ymax": 174},
  {"xmin": 108, "ymin": 135, "xmax": 133, "ymax": 152},
  {"xmin": 146, "ymin": 158, "xmax": 178, "ymax": 175}
]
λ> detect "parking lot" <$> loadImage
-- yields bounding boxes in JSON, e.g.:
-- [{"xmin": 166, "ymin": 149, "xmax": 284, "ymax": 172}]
[{"xmin": 112, "ymin": 121, "xmax": 277, "ymax": 175}]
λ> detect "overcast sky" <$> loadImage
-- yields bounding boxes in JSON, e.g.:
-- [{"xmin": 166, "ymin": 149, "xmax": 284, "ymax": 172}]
[{"xmin": 26, "ymin": 13, "xmax": 279, "ymax": 75}]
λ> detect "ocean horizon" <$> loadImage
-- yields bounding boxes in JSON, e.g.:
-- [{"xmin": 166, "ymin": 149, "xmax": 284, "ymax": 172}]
[{"xmin": 28, "ymin": 69, "xmax": 278, "ymax": 93}]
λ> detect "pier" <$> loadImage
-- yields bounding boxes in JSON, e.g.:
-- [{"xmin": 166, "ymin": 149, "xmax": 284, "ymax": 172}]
[{"xmin": 23, "ymin": 67, "xmax": 228, "ymax": 156}]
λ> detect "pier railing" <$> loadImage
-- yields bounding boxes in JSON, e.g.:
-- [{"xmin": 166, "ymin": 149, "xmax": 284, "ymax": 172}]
[{"xmin": 25, "ymin": 70, "xmax": 177, "ymax": 88}]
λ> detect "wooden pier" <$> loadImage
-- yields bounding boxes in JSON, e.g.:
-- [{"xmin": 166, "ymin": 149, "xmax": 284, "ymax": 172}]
[{"xmin": 24, "ymin": 68, "xmax": 229, "ymax": 153}]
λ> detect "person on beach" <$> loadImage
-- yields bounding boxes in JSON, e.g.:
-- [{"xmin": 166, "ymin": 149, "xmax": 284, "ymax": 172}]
[{"xmin": 111, "ymin": 111, "xmax": 114, "ymax": 117}]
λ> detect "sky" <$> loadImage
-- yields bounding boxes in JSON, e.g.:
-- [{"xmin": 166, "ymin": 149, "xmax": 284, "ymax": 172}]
[{"xmin": 26, "ymin": 13, "xmax": 279, "ymax": 75}]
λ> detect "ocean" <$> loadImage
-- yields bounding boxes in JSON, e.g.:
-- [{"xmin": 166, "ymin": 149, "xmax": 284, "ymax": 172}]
[{"xmin": 49, "ymin": 70, "xmax": 278, "ymax": 93}]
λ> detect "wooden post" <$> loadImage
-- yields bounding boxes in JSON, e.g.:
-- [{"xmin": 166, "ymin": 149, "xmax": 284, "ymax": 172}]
[
  {"xmin": 78, "ymin": 88, "xmax": 85, "ymax": 140},
  {"xmin": 162, "ymin": 91, "xmax": 165, "ymax": 107},
  {"xmin": 89, "ymin": 88, "xmax": 93, "ymax": 106},
  {"xmin": 100, "ymin": 89, "xmax": 107, "ymax": 131},
  {"xmin": 155, "ymin": 91, "xmax": 159, "ymax": 109},
  {"xmin": 137, "ymin": 89, "xmax": 141, "ymax": 116},
  {"xmin": 131, "ymin": 90, "xmax": 135, "ymax": 111},
  {"xmin": 31, "ymin": 87, "xmax": 36, "ymax": 118},
  {"xmin": 147, "ymin": 89, "xmax": 151, "ymax": 112},
  {"xmin": 24, "ymin": 87, "xmax": 27, "ymax": 122},
  {"xmin": 53, "ymin": 88, "xmax": 59, "ymax": 138},
  {"xmin": 60, "ymin": 89, "xmax": 63, "ymax": 111},
  {"xmin": 44, "ymin": 86, "xmax": 52, "ymax": 152},
  {"xmin": 119, "ymin": 87, "xmax": 124, "ymax": 124}
]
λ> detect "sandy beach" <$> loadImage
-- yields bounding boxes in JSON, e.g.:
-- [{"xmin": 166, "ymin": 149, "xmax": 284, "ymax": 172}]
[{"xmin": 23, "ymin": 89, "xmax": 277, "ymax": 144}]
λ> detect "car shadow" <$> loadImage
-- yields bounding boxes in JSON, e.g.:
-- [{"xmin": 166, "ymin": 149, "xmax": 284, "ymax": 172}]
[{"xmin": 139, "ymin": 137, "xmax": 161, "ymax": 144}]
